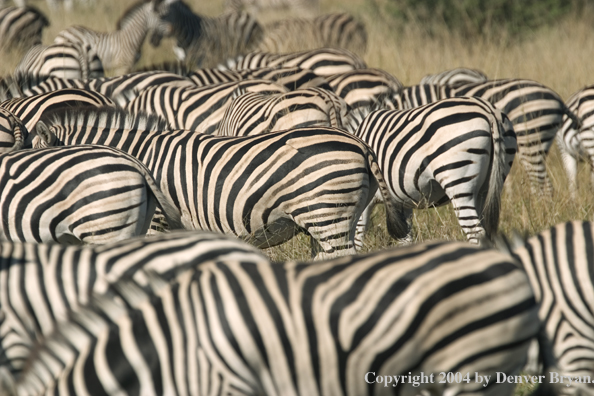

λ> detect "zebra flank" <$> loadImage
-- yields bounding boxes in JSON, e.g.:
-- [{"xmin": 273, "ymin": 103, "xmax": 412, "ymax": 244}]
[
  {"xmin": 327, "ymin": 68, "xmax": 403, "ymax": 110},
  {"xmin": 7, "ymin": 239, "xmax": 538, "ymax": 396},
  {"xmin": 420, "ymin": 67, "xmax": 489, "ymax": 87},
  {"xmin": 0, "ymin": 6, "xmax": 48, "ymax": 51},
  {"xmin": 0, "ymin": 145, "xmax": 182, "ymax": 245},
  {"xmin": 354, "ymin": 97, "xmax": 517, "ymax": 245},
  {"xmin": 216, "ymin": 87, "xmax": 350, "ymax": 136},
  {"xmin": 0, "ymin": 231, "xmax": 268, "ymax": 377}
]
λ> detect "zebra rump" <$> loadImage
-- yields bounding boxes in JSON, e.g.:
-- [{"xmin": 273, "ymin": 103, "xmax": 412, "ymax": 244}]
[
  {"xmin": 326, "ymin": 68, "xmax": 403, "ymax": 110},
  {"xmin": 420, "ymin": 67, "xmax": 488, "ymax": 87},
  {"xmin": 6, "ymin": 239, "xmax": 539, "ymax": 396},
  {"xmin": 0, "ymin": 231, "xmax": 268, "ymax": 377},
  {"xmin": 0, "ymin": 145, "xmax": 182, "ymax": 245}
]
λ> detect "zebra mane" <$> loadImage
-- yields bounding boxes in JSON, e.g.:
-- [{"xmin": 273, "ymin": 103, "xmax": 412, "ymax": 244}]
[
  {"xmin": 116, "ymin": 0, "xmax": 149, "ymax": 30},
  {"xmin": 134, "ymin": 61, "xmax": 193, "ymax": 76},
  {"xmin": 40, "ymin": 106, "xmax": 170, "ymax": 134}
]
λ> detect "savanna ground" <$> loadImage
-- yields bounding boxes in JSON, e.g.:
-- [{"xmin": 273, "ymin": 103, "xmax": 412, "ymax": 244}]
[{"xmin": 2, "ymin": 1, "xmax": 593, "ymax": 393}]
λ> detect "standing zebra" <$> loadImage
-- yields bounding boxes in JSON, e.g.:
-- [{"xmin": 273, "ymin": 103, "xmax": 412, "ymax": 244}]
[
  {"xmin": 397, "ymin": 79, "xmax": 579, "ymax": 195},
  {"xmin": 150, "ymin": 0, "xmax": 263, "ymax": 67},
  {"xmin": 258, "ymin": 12, "xmax": 368, "ymax": 56},
  {"xmin": 215, "ymin": 87, "xmax": 351, "ymax": 136},
  {"xmin": 53, "ymin": 0, "xmax": 162, "ymax": 74},
  {"xmin": 352, "ymin": 97, "xmax": 517, "ymax": 245},
  {"xmin": 0, "ymin": 145, "xmax": 182, "ymax": 244},
  {"xmin": 0, "ymin": 231, "xmax": 268, "ymax": 378},
  {"xmin": 3, "ymin": 239, "xmax": 541, "ymax": 396},
  {"xmin": 497, "ymin": 221, "xmax": 594, "ymax": 396},
  {"xmin": 221, "ymin": 47, "xmax": 367, "ymax": 77},
  {"xmin": 557, "ymin": 85, "xmax": 594, "ymax": 197},
  {"xmin": 420, "ymin": 67, "xmax": 488, "ymax": 87},
  {"xmin": 35, "ymin": 107, "xmax": 399, "ymax": 259},
  {"xmin": 14, "ymin": 42, "xmax": 104, "ymax": 81},
  {"xmin": 0, "ymin": 6, "xmax": 48, "ymax": 52},
  {"xmin": 224, "ymin": 0, "xmax": 319, "ymax": 17}
]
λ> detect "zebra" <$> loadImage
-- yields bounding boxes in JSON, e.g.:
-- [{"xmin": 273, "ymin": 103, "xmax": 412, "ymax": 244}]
[
  {"xmin": 0, "ymin": 87, "xmax": 115, "ymax": 138},
  {"xmin": 0, "ymin": 0, "xmax": 95, "ymax": 10},
  {"xmin": 397, "ymin": 79, "xmax": 579, "ymax": 195},
  {"xmin": 420, "ymin": 67, "xmax": 489, "ymax": 87},
  {"xmin": 496, "ymin": 220, "xmax": 594, "ymax": 396},
  {"xmin": 150, "ymin": 0, "xmax": 263, "ymax": 67},
  {"xmin": 352, "ymin": 97, "xmax": 517, "ymax": 245},
  {"xmin": 53, "ymin": 0, "xmax": 162, "ymax": 75},
  {"xmin": 14, "ymin": 42, "xmax": 104, "ymax": 81},
  {"xmin": 556, "ymin": 85, "xmax": 594, "ymax": 197},
  {"xmin": 0, "ymin": 231, "xmax": 268, "ymax": 378},
  {"xmin": 0, "ymin": 145, "xmax": 183, "ymax": 245},
  {"xmin": 220, "ymin": 47, "xmax": 367, "ymax": 77},
  {"xmin": 0, "ymin": 107, "xmax": 26, "ymax": 153},
  {"xmin": 34, "ymin": 106, "xmax": 400, "ymax": 259},
  {"xmin": 224, "ymin": 0, "xmax": 319, "ymax": 17},
  {"xmin": 3, "ymin": 238, "xmax": 542, "ymax": 396},
  {"xmin": 0, "ymin": 6, "xmax": 48, "ymax": 52},
  {"xmin": 258, "ymin": 12, "xmax": 368, "ymax": 56},
  {"xmin": 326, "ymin": 68, "xmax": 403, "ymax": 110},
  {"xmin": 238, "ymin": 66, "xmax": 332, "ymax": 91},
  {"xmin": 215, "ymin": 87, "xmax": 351, "ymax": 136},
  {"xmin": 125, "ymin": 79, "xmax": 287, "ymax": 133}
]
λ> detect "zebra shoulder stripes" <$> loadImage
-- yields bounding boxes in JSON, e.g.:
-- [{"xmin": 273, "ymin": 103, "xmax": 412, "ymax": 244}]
[
  {"xmin": 0, "ymin": 231, "xmax": 268, "ymax": 377},
  {"xmin": 35, "ymin": 107, "xmax": 400, "ymax": 259},
  {"xmin": 420, "ymin": 67, "xmax": 488, "ymax": 87},
  {"xmin": 353, "ymin": 96, "xmax": 517, "ymax": 245},
  {"xmin": 0, "ymin": 145, "xmax": 183, "ymax": 244},
  {"xmin": 54, "ymin": 0, "xmax": 162, "ymax": 74},
  {"xmin": 216, "ymin": 87, "xmax": 350, "ymax": 136},
  {"xmin": 6, "ymin": 239, "xmax": 540, "ymax": 396},
  {"xmin": 0, "ymin": 6, "xmax": 48, "ymax": 52}
]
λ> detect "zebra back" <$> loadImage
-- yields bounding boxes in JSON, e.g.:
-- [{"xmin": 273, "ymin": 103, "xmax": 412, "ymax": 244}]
[
  {"xmin": 239, "ymin": 66, "xmax": 332, "ymax": 91},
  {"xmin": 420, "ymin": 67, "xmax": 488, "ymax": 87},
  {"xmin": 327, "ymin": 68, "xmax": 403, "ymax": 110},
  {"xmin": 0, "ymin": 6, "xmax": 48, "ymax": 51}
]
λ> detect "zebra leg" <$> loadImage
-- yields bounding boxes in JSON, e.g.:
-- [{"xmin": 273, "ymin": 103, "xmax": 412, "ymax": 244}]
[
  {"xmin": 147, "ymin": 208, "xmax": 169, "ymax": 236},
  {"xmin": 354, "ymin": 190, "xmax": 383, "ymax": 251},
  {"xmin": 557, "ymin": 134, "xmax": 579, "ymax": 198},
  {"xmin": 398, "ymin": 207, "xmax": 413, "ymax": 244}
]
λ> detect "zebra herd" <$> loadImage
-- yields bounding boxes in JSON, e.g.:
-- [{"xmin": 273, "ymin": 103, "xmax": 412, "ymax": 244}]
[{"xmin": 0, "ymin": 0, "xmax": 593, "ymax": 395}]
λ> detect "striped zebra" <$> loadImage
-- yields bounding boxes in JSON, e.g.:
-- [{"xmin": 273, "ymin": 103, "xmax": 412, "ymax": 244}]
[
  {"xmin": 352, "ymin": 97, "xmax": 517, "ymax": 245},
  {"xmin": 224, "ymin": 0, "xmax": 319, "ymax": 16},
  {"xmin": 420, "ymin": 67, "xmax": 488, "ymax": 87},
  {"xmin": 326, "ymin": 68, "xmax": 403, "ymax": 110},
  {"xmin": 151, "ymin": 0, "xmax": 263, "ymax": 67},
  {"xmin": 0, "ymin": 6, "xmax": 48, "ymax": 52},
  {"xmin": 397, "ymin": 79, "xmax": 579, "ymax": 195},
  {"xmin": 53, "ymin": 0, "xmax": 161, "ymax": 74},
  {"xmin": 14, "ymin": 42, "xmax": 104, "ymax": 81},
  {"xmin": 0, "ymin": 231, "xmax": 268, "ymax": 377},
  {"xmin": 557, "ymin": 85, "xmax": 594, "ymax": 197},
  {"xmin": 0, "ymin": 87, "xmax": 115, "ymax": 138},
  {"xmin": 0, "ymin": 145, "xmax": 183, "ymax": 245},
  {"xmin": 0, "ymin": 107, "xmax": 26, "ymax": 153},
  {"xmin": 496, "ymin": 220, "xmax": 594, "ymax": 396},
  {"xmin": 258, "ymin": 12, "xmax": 368, "ymax": 56},
  {"xmin": 3, "ymin": 238, "xmax": 541, "ymax": 396},
  {"xmin": 216, "ymin": 87, "xmax": 350, "ymax": 136},
  {"xmin": 34, "ymin": 107, "xmax": 399, "ymax": 259},
  {"xmin": 125, "ymin": 79, "xmax": 287, "ymax": 133},
  {"xmin": 221, "ymin": 47, "xmax": 367, "ymax": 77}
]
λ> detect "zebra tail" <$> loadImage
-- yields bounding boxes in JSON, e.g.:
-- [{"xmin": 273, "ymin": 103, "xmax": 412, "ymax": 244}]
[
  {"xmin": 563, "ymin": 104, "xmax": 581, "ymax": 131},
  {"xmin": 365, "ymin": 149, "xmax": 408, "ymax": 239},
  {"xmin": 481, "ymin": 112, "xmax": 507, "ymax": 240}
]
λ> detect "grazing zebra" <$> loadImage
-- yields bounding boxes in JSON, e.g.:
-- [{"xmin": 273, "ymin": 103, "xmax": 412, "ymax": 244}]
[
  {"xmin": 35, "ymin": 107, "xmax": 400, "ymax": 259},
  {"xmin": 216, "ymin": 87, "xmax": 350, "ymax": 136},
  {"xmin": 14, "ymin": 42, "xmax": 104, "ymax": 81},
  {"xmin": 151, "ymin": 0, "xmax": 263, "ymax": 67},
  {"xmin": 496, "ymin": 220, "xmax": 594, "ymax": 396},
  {"xmin": 258, "ymin": 12, "xmax": 368, "ymax": 56},
  {"xmin": 0, "ymin": 87, "xmax": 115, "ymax": 137},
  {"xmin": 0, "ymin": 107, "xmax": 26, "ymax": 153},
  {"xmin": 4, "ymin": 239, "xmax": 541, "ymax": 396},
  {"xmin": 420, "ymin": 67, "xmax": 489, "ymax": 87},
  {"xmin": 224, "ymin": 0, "xmax": 319, "ymax": 16},
  {"xmin": 125, "ymin": 79, "xmax": 287, "ymax": 133},
  {"xmin": 353, "ymin": 97, "xmax": 517, "ymax": 245},
  {"xmin": 556, "ymin": 85, "xmax": 594, "ymax": 197},
  {"xmin": 221, "ymin": 47, "xmax": 367, "ymax": 77},
  {"xmin": 0, "ymin": 231, "xmax": 268, "ymax": 377},
  {"xmin": 397, "ymin": 79, "xmax": 579, "ymax": 195},
  {"xmin": 326, "ymin": 68, "xmax": 403, "ymax": 110},
  {"xmin": 0, "ymin": 6, "xmax": 48, "ymax": 52},
  {"xmin": 0, "ymin": 145, "xmax": 183, "ymax": 245},
  {"xmin": 53, "ymin": 0, "xmax": 161, "ymax": 74}
]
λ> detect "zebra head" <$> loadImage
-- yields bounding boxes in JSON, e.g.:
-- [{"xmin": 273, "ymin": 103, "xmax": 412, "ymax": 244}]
[{"xmin": 150, "ymin": 0, "xmax": 202, "ymax": 51}]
